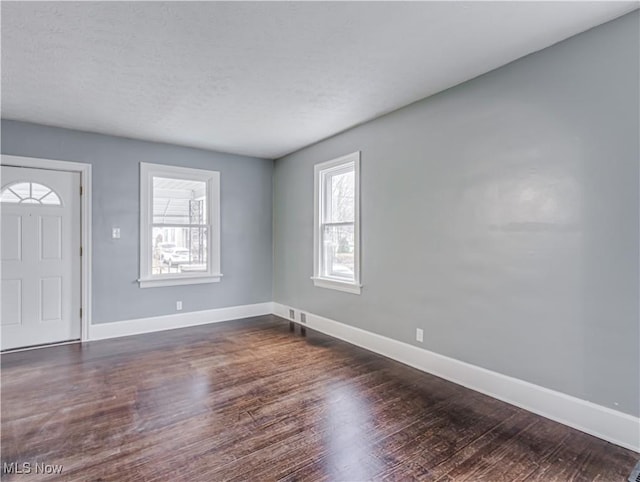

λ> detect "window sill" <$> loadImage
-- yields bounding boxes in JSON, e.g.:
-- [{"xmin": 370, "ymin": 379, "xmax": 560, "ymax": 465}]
[
  {"xmin": 138, "ymin": 274, "xmax": 223, "ymax": 289},
  {"xmin": 311, "ymin": 277, "xmax": 361, "ymax": 295}
]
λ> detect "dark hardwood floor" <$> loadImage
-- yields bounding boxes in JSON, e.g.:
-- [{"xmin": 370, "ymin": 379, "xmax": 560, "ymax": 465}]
[{"xmin": 1, "ymin": 315, "xmax": 637, "ymax": 481}]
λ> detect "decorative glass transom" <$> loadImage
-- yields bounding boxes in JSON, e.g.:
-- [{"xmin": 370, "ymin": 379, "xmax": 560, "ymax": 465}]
[{"xmin": 1, "ymin": 182, "xmax": 62, "ymax": 205}]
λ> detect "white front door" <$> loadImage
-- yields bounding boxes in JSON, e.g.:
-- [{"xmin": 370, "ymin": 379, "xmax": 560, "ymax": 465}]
[{"xmin": 1, "ymin": 165, "xmax": 81, "ymax": 350}]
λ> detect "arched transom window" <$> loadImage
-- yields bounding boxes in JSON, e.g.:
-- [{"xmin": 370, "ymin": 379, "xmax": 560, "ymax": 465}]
[{"xmin": 1, "ymin": 182, "xmax": 62, "ymax": 205}]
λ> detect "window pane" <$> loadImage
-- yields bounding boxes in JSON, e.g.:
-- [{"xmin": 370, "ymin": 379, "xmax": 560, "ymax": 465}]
[
  {"xmin": 0, "ymin": 189, "xmax": 20, "ymax": 203},
  {"xmin": 152, "ymin": 226, "xmax": 208, "ymax": 275},
  {"xmin": 40, "ymin": 192, "xmax": 62, "ymax": 205},
  {"xmin": 321, "ymin": 224, "xmax": 354, "ymax": 281},
  {"xmin": 153, "ymin": 177, "xmax": 207, "ymax": 224},
  {"xmin": 31, "ymin": 183, "xmax": 51, "ymax": 200},
  {"xmin": 326, "ymin": 169, "xmax": 354, "ymax": 223},
  {"xmin": 8, "ymin": 183, "xmax": 30, "ymax": 199}
]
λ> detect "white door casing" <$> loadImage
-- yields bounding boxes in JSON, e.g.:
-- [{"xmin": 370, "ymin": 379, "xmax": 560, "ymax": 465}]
[{"xmin": 1, "ymin": 166, "xmax": 81, "ymax": 350}]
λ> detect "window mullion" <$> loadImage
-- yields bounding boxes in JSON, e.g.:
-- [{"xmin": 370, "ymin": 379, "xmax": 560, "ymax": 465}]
[
  {"xmin": 322, "ymin": 222, "xmax": 355, "ymax": 228},
  {"xmin": 151, "ymin": 223, "xmax": 208, "ymax": 228}
]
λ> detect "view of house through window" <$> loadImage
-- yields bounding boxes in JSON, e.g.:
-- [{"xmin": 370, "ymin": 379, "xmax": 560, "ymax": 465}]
[{"xmin": 151, "ymin": 177, "xmax": 208, "ymax": 275}]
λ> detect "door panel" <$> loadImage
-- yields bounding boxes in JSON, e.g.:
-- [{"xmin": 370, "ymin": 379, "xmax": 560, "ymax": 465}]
[
  {"xmin": 2, "ymin": 214, "xmax": 22, "ymax": 260},
  {"xmin": 1, "ymin": 165, "xmax": 81, "ymax": 350},
  {"xmin": 40, "ymin": 215, "xmax": 62, "ymax": 259},
  {"xmin": 1, "ymin": 280, "xmax": 22, "ymax": 325},
  {"xmin": 40, "ymin": 277, "xmax": 63, "ymax": 321}
]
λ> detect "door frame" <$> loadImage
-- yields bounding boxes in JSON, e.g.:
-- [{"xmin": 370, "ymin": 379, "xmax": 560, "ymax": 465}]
[{"xmin": 1, "ymin": 154, "xmax": 92, "ymax": 342}]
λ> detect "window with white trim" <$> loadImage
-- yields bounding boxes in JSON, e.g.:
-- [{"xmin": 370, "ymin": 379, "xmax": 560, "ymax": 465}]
[
  {"xmin": 313, "ymin": 151, "xmax": 361, "ymax": 294},
  {"xmin": 138, "ymin": 163, "xmax": 221, "ymax": 288}
]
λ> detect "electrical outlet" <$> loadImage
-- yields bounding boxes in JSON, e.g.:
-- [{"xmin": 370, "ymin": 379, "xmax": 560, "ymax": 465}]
[
  {"xmin": 176, "ymin": 301, "xmax": 183, "ymax": 311},
  {"xmin": 300, "ymin": 313, "xmax": 306, "ymax": 324},
  {"xmin": 112, "ymin": 227, "xmax": 120, "ymax": 239},
  {"xmin": 416, "ymin": 328, "xmax": 424, "ymax": 343},
  {"xmin": 289, "ymin": 309, "xmax": 295, "ymax": 319}
]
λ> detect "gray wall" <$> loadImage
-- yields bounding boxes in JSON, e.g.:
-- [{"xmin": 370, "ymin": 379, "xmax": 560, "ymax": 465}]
[
  {"xmin": 1, "ymin": 120, "xmax": 273, "ymax": 323},
  {"xmin": 273, "ymin": 12, "xmax": 640, "ymax": 416}
]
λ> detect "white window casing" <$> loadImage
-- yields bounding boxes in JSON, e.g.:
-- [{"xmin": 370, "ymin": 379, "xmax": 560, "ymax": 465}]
[
  {"xmin": 138, "ymin": 163, "xmax": 221, "ymax": 288},
  {"xmin": 312, "ymin": 151, "xmax": 361, "ymax": 294}
]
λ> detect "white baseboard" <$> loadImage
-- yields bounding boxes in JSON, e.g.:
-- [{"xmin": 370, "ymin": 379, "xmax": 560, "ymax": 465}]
[
  {"xmin": 273, "ymin": 302, "xmax": 640, "ymax": 453},
  {"xmin": 89, "ymin": 302, "xmax": 274, "ymax": 341}
]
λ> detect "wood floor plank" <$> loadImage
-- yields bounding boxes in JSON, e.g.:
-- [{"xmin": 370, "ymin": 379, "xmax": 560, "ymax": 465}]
[
  {"xmin": 433, "ymin": 415, "xmax": 566, "ymax": 481},
  {"xmin": 2, "ymin": 315, "xmax": 637, "ymax": 481},
  {"xmin": 523, "ymin": 431, "xmax": 638, "ymax": 482},
  {"xmin": 373, "ymin": 399, "xmax": 521, "ymax": 478}
]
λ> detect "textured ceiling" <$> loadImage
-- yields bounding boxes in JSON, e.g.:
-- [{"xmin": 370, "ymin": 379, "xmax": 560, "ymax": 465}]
[{"xmin": 2, "ymin": 2, "xmax": 637, "ymax": 159}]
